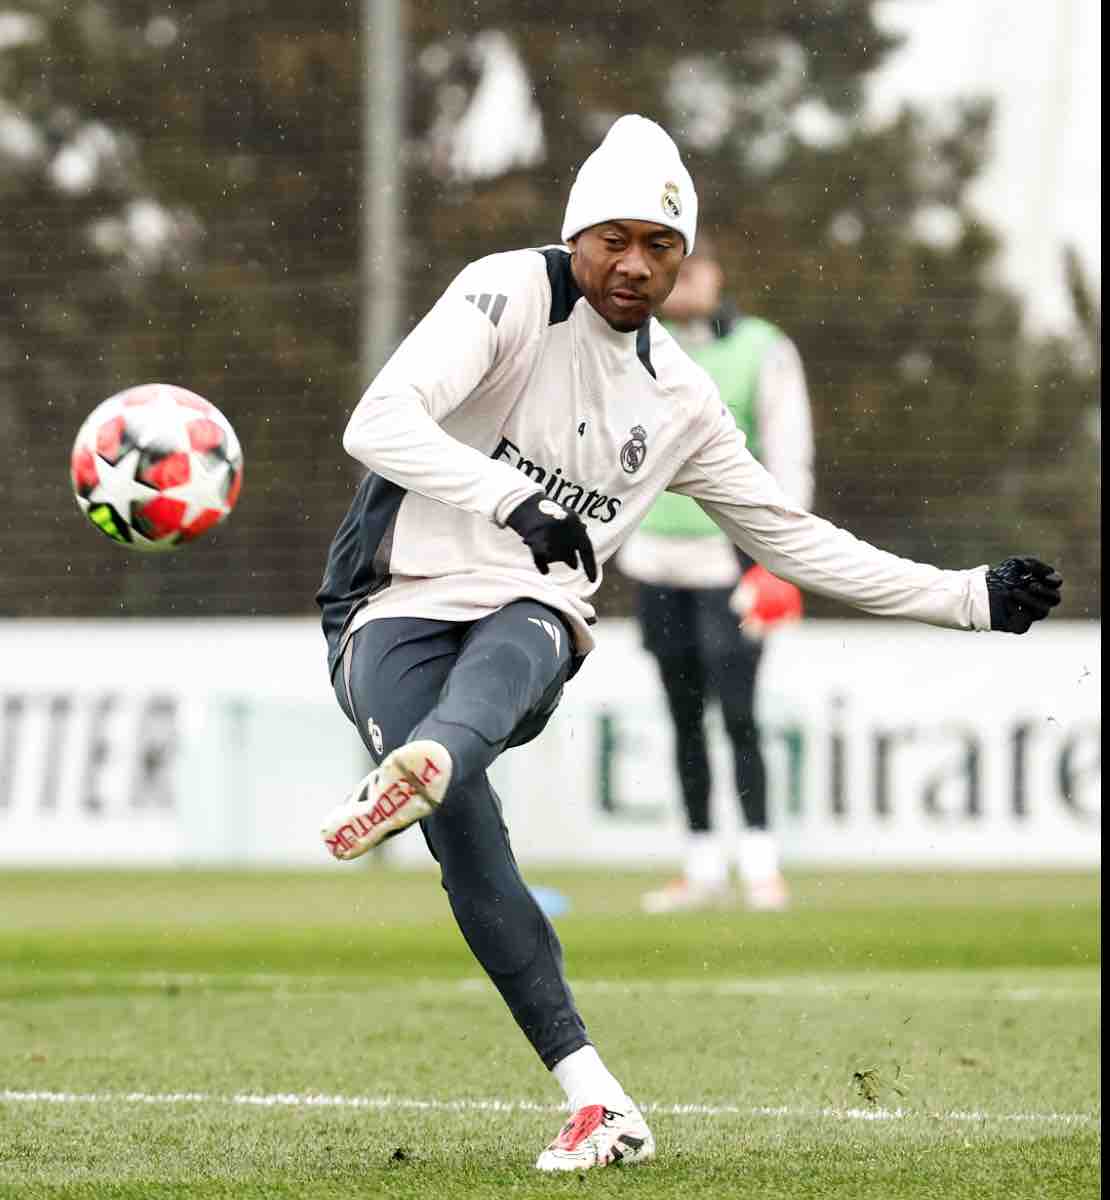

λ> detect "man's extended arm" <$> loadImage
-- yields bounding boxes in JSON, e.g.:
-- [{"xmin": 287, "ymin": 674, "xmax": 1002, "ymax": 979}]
[{"xmin": 674, "ymin": 406, "xmax": 1059, "ymax": 632}]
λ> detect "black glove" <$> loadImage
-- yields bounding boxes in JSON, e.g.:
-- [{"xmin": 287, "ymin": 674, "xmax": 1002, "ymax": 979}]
[
  {"xmin": 986, "ymin": 556, "xmax": 1063, "ymax": 633},
  {"xmin": 506, "ymin": 494, "xmax": 598, "ymax": 582}
]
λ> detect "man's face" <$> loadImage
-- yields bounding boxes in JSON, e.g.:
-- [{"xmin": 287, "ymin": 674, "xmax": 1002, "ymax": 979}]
[{"xmin": 569, "ymin": 220, "xmax": 686, "ymax": 332}]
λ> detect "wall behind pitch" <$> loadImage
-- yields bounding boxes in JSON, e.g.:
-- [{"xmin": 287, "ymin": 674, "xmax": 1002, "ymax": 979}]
[
  {"xmin": 0, "ymin": 619, "xmax": 1099, "ymax": 868},
  {"xmin": 0, "ymin": 619, "xmax": 363, "ymax": 867}
]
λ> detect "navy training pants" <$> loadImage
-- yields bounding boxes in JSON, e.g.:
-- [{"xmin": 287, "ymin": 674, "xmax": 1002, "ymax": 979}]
[
  {"xmin": 636, "ymin": 582, "xmax": 768, "ymax": 832},
  {"xmin": 332, "ymin": 599, "xmax": 588, "ymax": 1070}
]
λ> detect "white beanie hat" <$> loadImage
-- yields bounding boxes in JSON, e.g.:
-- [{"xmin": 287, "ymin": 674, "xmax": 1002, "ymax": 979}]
[{"xmin": 562, "ymin": 115, "xmax": 698, "ymax": 253}]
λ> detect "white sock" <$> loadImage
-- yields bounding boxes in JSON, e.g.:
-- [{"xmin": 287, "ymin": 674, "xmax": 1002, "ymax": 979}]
[
  {"xmin": 737, "ymin": 829, "xmax": 781, "ymax": 883},
  {"xmin": 684, "ymin": 830, "xmax": 728, "ymax": 887},
  {"xmin": 552, "ymin": 1045, "xmax": 631, "ymax": 1112}
]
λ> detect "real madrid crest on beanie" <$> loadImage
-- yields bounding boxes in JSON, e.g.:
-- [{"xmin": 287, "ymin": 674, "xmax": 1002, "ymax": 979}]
[{"xmin": 561, "ymin": 115, "xmax": 698, "ymax": 253}]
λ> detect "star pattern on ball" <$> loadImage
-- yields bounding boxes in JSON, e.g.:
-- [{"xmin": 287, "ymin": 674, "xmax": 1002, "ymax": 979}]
[
  {"xmin": 162, "ymin": 454, "xmax": 232, "ymax": 525},
  {"xmin": 127, "ymin": 388, "xmax": 198, "ymax": 443},
  {"xmin": 88, "ymin": 446, "xmax": 159, "ymax": 517}
]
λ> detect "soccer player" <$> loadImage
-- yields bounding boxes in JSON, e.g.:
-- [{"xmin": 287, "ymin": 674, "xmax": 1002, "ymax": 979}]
[
  {"xmin": 315, "ymin": 114, "xmax": 1062, "ymax": 1172},
  {"xmin": 620, "ymin": 236, "xmax": 814, "ymax": 914}
]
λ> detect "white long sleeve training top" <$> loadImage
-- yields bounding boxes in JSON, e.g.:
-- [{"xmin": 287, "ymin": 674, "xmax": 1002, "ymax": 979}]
[{"xmin": 318, "ymin": 246, "xmax": 990, "ymax": 667}]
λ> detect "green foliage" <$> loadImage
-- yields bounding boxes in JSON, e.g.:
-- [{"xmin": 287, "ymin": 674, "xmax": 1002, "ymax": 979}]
[{"xmin": 0, "ymin": 1, "xmax": 1097, "ymax": 618}]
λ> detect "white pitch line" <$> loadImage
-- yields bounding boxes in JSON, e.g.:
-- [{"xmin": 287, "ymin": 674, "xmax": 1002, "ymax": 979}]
[
  {"xmin": 459, "ymin": 977, "xmax": 1100, "ymax": 1000},
  {"xmin": 0, "ymin": 1090, "xmax": 1095, "ymax": 1126},
  {"xmin": 7, "ymin": 972, "xmax": 1100, "ymax": 1014},
  {"xmin": 11, "ymin": 970, "xmax": 1098, "ymax": 1002}
]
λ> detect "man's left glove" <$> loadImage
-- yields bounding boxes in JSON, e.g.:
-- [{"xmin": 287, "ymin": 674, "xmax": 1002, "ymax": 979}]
[
  {"xmin": 506, "ymin": 494, "xmax": 598, "ymax": 582},
  {"xmin": 986, "ymin": 556, "xmax": 1063, "ymax": 633}
]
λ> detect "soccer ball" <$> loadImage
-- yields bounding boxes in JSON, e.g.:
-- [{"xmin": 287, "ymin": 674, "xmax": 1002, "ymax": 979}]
[{"xmin": 70, "ymin": 383, "xmax": 244, "ymax": 551}]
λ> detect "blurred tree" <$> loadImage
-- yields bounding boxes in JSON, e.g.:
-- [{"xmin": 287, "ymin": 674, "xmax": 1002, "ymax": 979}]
[
  {"xmin": 0, "ymin": 2, "xmax": 362, "ymax": 615},
  {"xmin": 0, "ymin": 0, "xmax": 1098, "ymax": 619}
]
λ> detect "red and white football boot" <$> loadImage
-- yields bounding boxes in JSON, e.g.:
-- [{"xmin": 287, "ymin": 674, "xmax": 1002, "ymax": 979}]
[
  {"xmin": 320, "ymin": 740, "xmax": 452, "ymax": 861},
  {"xmin": 535, "ymin": 1103, "xmax": 656, "ymax": 1172}
]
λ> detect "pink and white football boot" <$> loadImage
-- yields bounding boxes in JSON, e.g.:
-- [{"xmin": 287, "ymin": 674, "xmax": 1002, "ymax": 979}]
[
  {"xmin": 535, "ymin": 1103, "xmax": 656, "ymax": 1172},
  {"xmin": 321, "ymin": 740, "xmax": 452, "ymax": 861}
]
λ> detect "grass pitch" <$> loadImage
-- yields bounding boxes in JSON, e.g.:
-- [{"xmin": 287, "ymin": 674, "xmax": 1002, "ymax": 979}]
[{"xmin": 0, "ymin": 868, "xmax": 1099, "ymax": 1198}]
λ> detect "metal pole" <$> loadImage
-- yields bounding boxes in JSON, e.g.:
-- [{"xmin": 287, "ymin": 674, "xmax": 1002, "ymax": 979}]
[{"xmin": 363, "ymin": 0, "xmax": 403, "ymax": 385}]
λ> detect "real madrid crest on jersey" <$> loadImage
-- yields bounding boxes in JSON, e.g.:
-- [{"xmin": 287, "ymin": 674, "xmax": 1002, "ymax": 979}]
[
  {"xmin": 620, "ymin": 425, "xmax": 648, "ymax": 474},
  {"xmin": 661, "ymin": 181, "xmax": 682, "ymax": 220}
]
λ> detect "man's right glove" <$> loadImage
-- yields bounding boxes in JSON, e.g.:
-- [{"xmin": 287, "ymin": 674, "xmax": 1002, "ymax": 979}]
[
  {"xmin": 986, "ymin": 556, "xmax": 1063, "ymax": 633},
  {"xmin": 506, "ymin": 494, "xmax": 598, "ymax": 582}
]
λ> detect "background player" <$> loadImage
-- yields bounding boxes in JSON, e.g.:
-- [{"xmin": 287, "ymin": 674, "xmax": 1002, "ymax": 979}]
[{"xmin": 620, "ymin": 235, "xmax": 814, "ymax": 913}]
